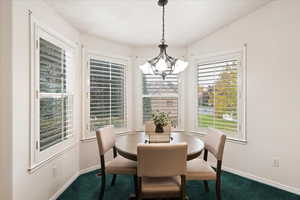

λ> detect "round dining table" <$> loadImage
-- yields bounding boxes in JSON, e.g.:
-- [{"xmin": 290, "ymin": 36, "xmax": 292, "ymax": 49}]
[{"xmin": 115, "ymin": 132, "xmax": 205, "ymax": 161}]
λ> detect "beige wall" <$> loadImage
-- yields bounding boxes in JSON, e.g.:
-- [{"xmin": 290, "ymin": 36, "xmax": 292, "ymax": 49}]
[
  {"xmin": 0, "ymin": 0, "xmax": 13, "ymax": 199},
  {"xmin": 5, "ymin": 0, "xmax": 300, "ymax": 199},
  {"xmin": 12, "ymin": 0, "xmax": 81, "ymax": 199},
  {"xmin": 186, "ymin": 0, "xmax": 300, "ymax": 193}
]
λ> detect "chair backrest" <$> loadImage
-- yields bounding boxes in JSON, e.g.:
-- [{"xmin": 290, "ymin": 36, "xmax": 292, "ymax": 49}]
[
  {"xmin": 96, "ymin": 125, "xmax": 115, "ymax": 156},
  {"xmin": 203, "ymin": 131, "xmax": 226, "ymax": 160},
  {"xmin": 137, "ymin": 143, "xmax": 187, "ymax": 177},
  {"xmin": 145, "ymin": 121, "xmax": 155, "ymax": 133}
]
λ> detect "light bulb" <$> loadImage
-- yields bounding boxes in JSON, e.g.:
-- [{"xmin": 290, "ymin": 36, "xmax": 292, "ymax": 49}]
[{"xmin": 156, "ymin": 58, "xmax": 168, "ymax": 72}]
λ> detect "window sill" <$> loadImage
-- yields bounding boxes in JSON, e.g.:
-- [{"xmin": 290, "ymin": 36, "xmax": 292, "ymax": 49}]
[
  {"xmin": 134, "ymin": 129, "xmax": 185, "ymax": 133},
  {"xmin": 28, "ymin": 142, "xmax": 78, "ymax": 174},
  {"xmin": 189, "ymin": 130, "xmax": 247, "ymax": 145},
  {"xmin": 81, "ymin": 130, "xmax": 132, "ymax": 142}
]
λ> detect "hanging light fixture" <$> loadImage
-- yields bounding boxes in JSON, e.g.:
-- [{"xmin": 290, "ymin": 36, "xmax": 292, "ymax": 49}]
[{"xmin": 139, "ymin": 0, "xmax": 188, "ymax": 80}]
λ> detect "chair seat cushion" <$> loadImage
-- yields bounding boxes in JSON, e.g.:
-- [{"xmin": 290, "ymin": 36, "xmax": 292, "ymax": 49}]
[
  {"xmin": 106, "ymin": 156, "xmax": 137, "ymax": 175},
  {"xmin": 186, "ymin": 159, "xmax": 216, "ymax": 180},
  {"xmin": 141, "ymin": 176, "xmax": 181, "ymax": 195}
]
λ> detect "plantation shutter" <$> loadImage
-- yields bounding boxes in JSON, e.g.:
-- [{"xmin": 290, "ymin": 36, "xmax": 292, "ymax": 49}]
[
  {"xmin": 39, "ymin": 38, "xmax": 73, "ymax": 152},
  {"xmin": 197, "ymin": 59, "xmax": 239, "ymax": 134},
  {"xmin": 142, "ymin": 74, "xmax": 178, "ymax": 127},
  {"xmin": 89, "ymin": 59, "xmax": 126, "ymax": 131}
]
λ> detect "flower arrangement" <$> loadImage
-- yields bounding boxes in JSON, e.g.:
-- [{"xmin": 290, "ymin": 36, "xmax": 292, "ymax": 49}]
[{"xmin": 151, "ymin": 111, "xmax": 171, "ymax": 132}]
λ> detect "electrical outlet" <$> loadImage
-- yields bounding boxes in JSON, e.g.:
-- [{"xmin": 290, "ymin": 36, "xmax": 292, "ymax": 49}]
[{"xmin": 272, "ymin": 158, "xmax": 279, "ymax": 168}]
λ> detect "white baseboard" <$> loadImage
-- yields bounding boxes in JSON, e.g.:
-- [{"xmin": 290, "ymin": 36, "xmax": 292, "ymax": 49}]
[
  {"xmin": 49, "ymin": 172, "xmax": 79, "ymax": 200},
  {"xmin": 207, "ymin": 160, "xmax": 300, "ymax": 195},
  {"xmin": 49, "ymin": 163, "xmax": 300, "ymax": 200},
  {"xmin": 220, "ymin": 164, "xmax": 300, "ymax": 196},
  {"xmin": 49, "ymin": 166, "xmax": 100, "ymax": 200},
  {"xmin": 79, "ymin": 165, "xmax": 100, "ymax": 175}
]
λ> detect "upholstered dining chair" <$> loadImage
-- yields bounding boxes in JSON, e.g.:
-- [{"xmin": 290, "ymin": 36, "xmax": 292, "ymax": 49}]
[
  {"xmin": 96, "ymin": 125, "xmax": 137, "ymax": 200},
  {"xmin": 186, "ymin": 131, "xmax": 226, "ymax": 200},
  {"xmin": 137, "ymin": 143, "xmax": 188, "ymax": 200}
]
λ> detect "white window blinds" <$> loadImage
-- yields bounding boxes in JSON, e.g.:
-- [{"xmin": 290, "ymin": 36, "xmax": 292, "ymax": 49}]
[
  {"xmin": 39, "ymin": 37, "xmax": 73, "ymax": 152},
  {"xmin": 197, "ymin": 59, "xmax": 239, "ymax": 135},
  {"xmin": 142, "ymin": 74, "xmax": 178, "ymax": 127},
  {"xmin": 88, "ymin": 58, "xmax": 127, "ymax": 131}
]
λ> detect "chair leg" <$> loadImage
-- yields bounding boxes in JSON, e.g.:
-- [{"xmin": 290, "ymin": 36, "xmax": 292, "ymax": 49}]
[
  {"xmin": 133, "ymin": 175, "xmax": 138, "ymax": 196},
  {"xmin": 111, "ymin": 174, "xmax": 117, "ymax": 186},
  {"xmin": 216, "ymin": 179, "xmax": 221, "ymax": 200},
  {"xmin": 203, "ymin": 180, "xmax": 209, "ymax": 192},
  {"xmin": 180, "ymin": 175, "xmax": 186, "ymax": 200},
  {"xmin": 137, "ymin": 177, "xmax": 142, "ymax": 200},
  {"xmin": 99, "ymin": 174, "xmax": 106, "ymax": 200}
]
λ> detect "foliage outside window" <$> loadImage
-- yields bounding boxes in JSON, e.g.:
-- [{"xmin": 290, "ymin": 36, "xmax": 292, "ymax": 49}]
[{"xmin": 197, "ymin": 58, "xmax": 241, "ymax": 138}]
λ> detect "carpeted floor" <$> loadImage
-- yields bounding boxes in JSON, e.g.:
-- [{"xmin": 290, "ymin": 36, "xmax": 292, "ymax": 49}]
[{"xmin": 58, "ymin": 170, "xmax": 300, "ymax": 200}]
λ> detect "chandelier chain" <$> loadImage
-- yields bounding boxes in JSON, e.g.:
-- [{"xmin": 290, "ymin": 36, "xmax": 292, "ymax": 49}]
[
  {"xmin": 138, "ymin": 0, "xmax": 188, "ymax": 80},
  {"xmin": 162, "ymin": 4, "xmax": 165, "ymax": 43}
]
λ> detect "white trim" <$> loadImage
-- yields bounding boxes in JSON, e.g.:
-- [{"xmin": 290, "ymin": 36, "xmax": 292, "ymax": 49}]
[
  {"xmin": 48, "ymin": 162, "xmax": 300, "ymax": 200},
  {"xmin": 81, "ymin": 45, "xmax": 87, "ymax": 140},
  {"xmin": 189, "ymin": 130, "xmax": 247, "ymax": 144},
  {"xmin": 80, "ymin": 130, "xmax": 132, "ymax": 142},
  {"xmin": 30, "ymin": 16, "xmax": 76, "ymax": 50},
  {"xmin": 28, "ymin": 142, "xmax": 78, "ymax": 173},
  {"xmin": 48, "ymin": 164, "xmax": 100, "ymax": 200},
  {"xmin": 178, "ymin": 72, "xmax": 185, "ymax": 129},
  {"xmin": 193, "ymin": 47, "xmax": 247, "ymax": 142},
  {"xmin": 83, "ymin": 51, "xmax": 130, "ymax": 139},
  {"xmin": 79, "ymin": 165, "xmax": 100, "ymax": 175},
  {"xmin": 208, "ymin": 161, "xmax": 300, "ymax": 196},
  {"xmin": 70, "ymin": 162, "xmax": 300, "ymax": 198},
  {"xmin": 48, "ymin": 165, "xmax": 101, "ymax": 200},
  {"xmin": 49, "ymin": 172, "xmax": 79, "ymax": 200},
  {"xmin": 30, "ymin": 15, "xmax": 76, "ymax": 169}
]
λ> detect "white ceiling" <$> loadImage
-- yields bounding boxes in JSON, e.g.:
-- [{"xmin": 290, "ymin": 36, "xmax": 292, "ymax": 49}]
[{"xmin": 45, "ymin": 0, "xmax": 273, "ymax": 47}]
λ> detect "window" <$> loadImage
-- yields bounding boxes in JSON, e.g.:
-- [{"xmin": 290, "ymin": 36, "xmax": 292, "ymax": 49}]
[
  {"xmin": 86, "ymin": 56, "xmax": 127, "ymax": 135},
  {"xmin": 197, "ymin": 52, "xmax": 245, "ymax": 140},
  {"xmin": 31, "ymin": 20, "xmax": 74, "ymax": 167},
  {"xmin": 142, "ymin": 74, "xmax": 179, "ymax": 127}
]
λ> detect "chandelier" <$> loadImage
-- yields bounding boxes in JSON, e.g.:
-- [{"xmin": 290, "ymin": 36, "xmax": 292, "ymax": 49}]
[{"xmin": 139, "ymin": 0, "xmax": 188, "ymax": 80}]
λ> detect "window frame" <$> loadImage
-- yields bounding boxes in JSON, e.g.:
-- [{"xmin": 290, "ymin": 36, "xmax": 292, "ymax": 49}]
[
  {"xmin": 194, "ymin": 49, "xmax": 246, "ymax": 142},
  {"xmin": 30, "ymin": 17, "xmax": 76, "ymax": 170},
  {"xmin": 83, "ymin": 51, "xmax": 130, "ymax": 139},
  {"xmin": 136, "ymin": 59, "xmax": 185, "ymax": 131}
]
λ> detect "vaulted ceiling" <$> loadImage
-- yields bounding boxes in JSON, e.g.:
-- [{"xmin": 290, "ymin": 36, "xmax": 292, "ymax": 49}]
[{"xmin": 45, "ymin": 0, "xmax": 273, "ymax": 47}]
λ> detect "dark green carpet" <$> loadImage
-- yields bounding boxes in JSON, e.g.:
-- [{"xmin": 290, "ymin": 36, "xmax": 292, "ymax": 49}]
[{"xmin": 58, "ymin": 170, "xmax": 300, "ymax": 200}]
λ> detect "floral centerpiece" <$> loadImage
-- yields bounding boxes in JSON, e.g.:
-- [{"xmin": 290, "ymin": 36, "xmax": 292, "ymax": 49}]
[{"xmin": 151, "ymin": 111, "xmax": 171, "ymax": 133}]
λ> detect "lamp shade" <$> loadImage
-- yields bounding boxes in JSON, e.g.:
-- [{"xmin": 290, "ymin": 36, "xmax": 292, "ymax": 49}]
[
  {"xmin": 138, "ymin": 0, "xmax": 189, "ymax": 79},
  {"xmin": 173, "ymin": 59, "xmax": 188, "ymax": 74},
  {"xmin": 139, "ymin": 62, "xmax": 154, "ymax": 74}
]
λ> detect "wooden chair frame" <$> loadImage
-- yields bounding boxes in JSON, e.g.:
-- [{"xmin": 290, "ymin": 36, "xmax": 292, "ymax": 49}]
[
  {"xmin": 203, "ymin": 149, "xmax": 223, "ymax": 200},
  {"xmin": 98, "ymin": 146, "xmax": 137, "ymax": 200}
]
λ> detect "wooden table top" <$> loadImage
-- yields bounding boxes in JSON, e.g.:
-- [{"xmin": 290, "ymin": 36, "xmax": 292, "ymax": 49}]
[{"xmin": 115, "ymin": 132, "xmax": 205, "ymax": 161}]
